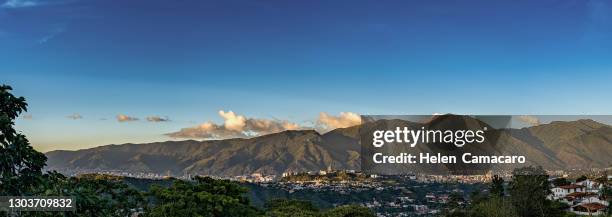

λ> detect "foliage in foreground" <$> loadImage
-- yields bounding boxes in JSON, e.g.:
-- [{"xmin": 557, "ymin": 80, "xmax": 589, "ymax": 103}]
[
  {"xmin": 446, "ymin": 166, "xmax": 612, "ymax": 217},
  {"xmin": 144, "ymin": 176, "xmax": 260, "ymax": 217},
  {"xmin": 0, "ymin": 85, "xmax": 47, "ymax": 196},
  {"xmin": 264, "ymin": 199, "xmax": 374, "ymax": 217}
]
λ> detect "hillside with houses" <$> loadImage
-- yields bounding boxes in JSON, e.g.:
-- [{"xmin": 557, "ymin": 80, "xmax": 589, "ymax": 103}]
[{"xmin": 549, "ymin": 175, "xmax": 611, "ymax": 215}]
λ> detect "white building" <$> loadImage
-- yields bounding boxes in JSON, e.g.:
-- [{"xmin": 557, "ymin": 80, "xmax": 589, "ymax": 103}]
[
  {"xmin": 562, "ymin": 192, "xmax": 608, "ymax": 206},
  {"xmin": 576, "ymin": 179, "xmax": 604, "ymax": 193},
  {"xmin": 551, "ymin": 184, "xmax": 585, "ymax": 200}
]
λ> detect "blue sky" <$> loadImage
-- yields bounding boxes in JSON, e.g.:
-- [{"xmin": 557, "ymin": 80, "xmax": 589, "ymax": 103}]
[{"xmin": 2, "ymin": 0, "xmax": 612, "ymax": 151}]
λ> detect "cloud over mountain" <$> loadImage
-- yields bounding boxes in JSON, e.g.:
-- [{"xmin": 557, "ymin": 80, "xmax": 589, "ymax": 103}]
[
  {"xmin": 518, "ymin": 115, "xmax": 541, "ymax": 126},
  {"xmin": 218, "ymin": 110, "xmax": 246, "ymax": 131},
  {"xmin": 317, "ymin": 112, "xmax": 361, "ymax": 131},
  {"xmin": 166, "ymin": 110, "xmax": 302, "ymax": 139}
]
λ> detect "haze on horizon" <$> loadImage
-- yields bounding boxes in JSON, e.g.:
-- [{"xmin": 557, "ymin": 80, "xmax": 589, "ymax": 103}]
[{"xmin": 2, "ymin": 0, "xmax": 612, "ymax": 152}]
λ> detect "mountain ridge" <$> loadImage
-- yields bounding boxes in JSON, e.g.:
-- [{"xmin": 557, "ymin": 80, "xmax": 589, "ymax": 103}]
[{"xmin": 46, "ymin": 118, "xmax": 612, "ymax": 176}]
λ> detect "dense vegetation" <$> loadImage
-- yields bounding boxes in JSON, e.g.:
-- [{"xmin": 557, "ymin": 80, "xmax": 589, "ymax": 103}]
[
  {"xmin": 0, "ymin": 85, "xmax": 374, "ymax": 217},
  {"xmin": 445, "ymin": 166, "xmax": 612, "ymax": 217}
]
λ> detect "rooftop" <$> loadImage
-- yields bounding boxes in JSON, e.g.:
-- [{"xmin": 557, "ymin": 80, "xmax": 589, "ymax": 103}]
[
  {"xmin": 574, "ymin": 202, "xmax": 607, "ymax": 211},
  {"xmin": 558, "ymin": 184, "xmax": 584, "ymax": 189}
]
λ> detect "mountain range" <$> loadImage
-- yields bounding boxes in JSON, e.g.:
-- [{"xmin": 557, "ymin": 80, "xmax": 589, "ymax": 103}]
[{"xmin": 45, "ymin": 116, "xmax": 612, "ymax": 177}]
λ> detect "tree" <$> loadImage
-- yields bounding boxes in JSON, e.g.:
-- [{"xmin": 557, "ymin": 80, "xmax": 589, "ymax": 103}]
[
  {"xmin": 323, "ymin": 205, "xmax": 374, "ymax": 217},
  {"xmin": 0, "ymin": 85, "xmax": 47, "ymax": 196},
  {"xmin": 264, "ymin": 199, "xmax": 375, "ymax": 217},
  {"xmin": 469, "ymin": 190, "xmax": 488, "ymax": 205},
  {"xmin": 264, "ymin": 199, "xmax": 319, "ymax": 217},
  {"xmin": 551, "ymin": 178, "xmax": 570, "ymax": 187},
  {"xmin": 575, "ymin": 175, "xmax": 587, "ymax": 183},
  {"xmin": 469, "ymin": 196, "xmax": 517, "ymax": 217},
  {"xmin": 1, "ymin": 85, "xmax": 145, "ymax": 217},
  {"xmin": 508, "ymin": 166, "xmax": 551, "ymax": 217},
  {"xmin": 490, "ymin": 175, "xmax": 504, "ymax": 197},
  {"xmin": 601, "ymin": 184, "xmax": 612, "ymax": 215},
  {"xmin": 145, "ymin": 176, "xmax": 260, "ymax": 217},
  {"xmin": 28, "ymin": 173, "xmax": 146, "ymax": 217},
  {"xmin": 449, "ymin": 192, "xmax": 466, "ymax": 210}
]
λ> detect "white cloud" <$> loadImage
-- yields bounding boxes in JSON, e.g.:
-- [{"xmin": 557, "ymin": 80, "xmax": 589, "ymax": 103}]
[
  {"xmin": 38, "ymin": 27, "xmax": 64, "ymax": 44},
  {"xmin": 167, "ymin": 111, "xmax": 364, "ymax": 139},
  {"xmin": 518, "ymin": 115, "xmax": 541, "ymax": 126},
  {"xmin": 245, "ymin": 118, "xmax": 300, "ymax": 135},
  {"xmin": 146, "ymin": 116, "xmax": 170, "ymax": 122},
  {"xmin": 218, "ymin": 110, "xmax": 246, "ymax": 131},
  {"xmin": 166, "ymin": 110, "xmax": 303, "ymax": 139},
  {"xmin": 317, "ymin": 112, "xmax": 361, "ymax": 131},
  {"xmin": 166, "ymin": 122, "xmax": 242, "ymax": 139},
  {"xmin": 1, "ymin": 0, "xmax": 40, "ymax": 8},
  {"xmin": 2, "ymin": 0, "xmax": 76, "ymax": 9},
  {"xmin": 21, "ymin": 114, "xmax": 32, "ymax": 120},
  {"xmin": 66, "ymin": 113, "xmax": 82, "ymax": 120},
  {"xmin": 117, "ymin": 114, "xmax": 138, "ymax": 122}
]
